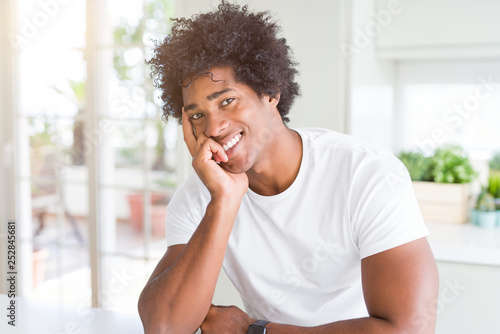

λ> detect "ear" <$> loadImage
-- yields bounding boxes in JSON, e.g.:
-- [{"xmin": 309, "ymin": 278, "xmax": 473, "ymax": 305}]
[{"xmin": 268, "ymin": 92, "xmax": 280, "ymax": 107}]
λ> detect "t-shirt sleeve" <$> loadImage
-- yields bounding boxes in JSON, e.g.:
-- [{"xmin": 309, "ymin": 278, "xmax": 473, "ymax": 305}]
[
  {"xmin": 165, "ymin": 172, "xmax": 208, "ymax": 247},
  {"xmin": 350, "ymin": 152, "xmax": 429, "ymax": 259}
]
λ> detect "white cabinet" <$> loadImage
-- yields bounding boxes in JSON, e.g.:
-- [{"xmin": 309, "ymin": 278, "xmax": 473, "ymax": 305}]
[
  {"xmin": 436, "ymin": 261, "xmax": 500, "ymax": 333},
  {"xmin": 375, "ymin": 0, "xmax": 500, "ymax": 59}
]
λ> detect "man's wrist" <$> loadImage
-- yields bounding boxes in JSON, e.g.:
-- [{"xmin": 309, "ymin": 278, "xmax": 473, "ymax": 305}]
[
  {"xmin": 210, "ymin": 193, "xmax": 243, "ymax": 208},
  {"xmin": 247, "ymin": 319, "xmax": 270, "ymax": 334},
  {"xmin": 244, "ymin": 316, "xmax": 257, "ymax": 333}
]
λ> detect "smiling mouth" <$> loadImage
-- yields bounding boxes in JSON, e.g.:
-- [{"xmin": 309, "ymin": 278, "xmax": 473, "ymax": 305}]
[{"xmin": 222, "ymin": 133, "xmax": 242, "ymax": 152}]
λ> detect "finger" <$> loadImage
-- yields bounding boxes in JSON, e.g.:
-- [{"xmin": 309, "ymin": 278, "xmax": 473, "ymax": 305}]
[
  {"xmin": 181, "ymin": 107, "xmax": 197, "ymax": 156},
  {"xmin": 202, "ymin": 139, "xmax": 228, "ymax": 163},
  {"xmin": 213, "ymin": 154, "xmax": 222, "ymax": 163},
  {"xmin": 196, "ymin": 138, "xmax": 227, "ymax": 163}
]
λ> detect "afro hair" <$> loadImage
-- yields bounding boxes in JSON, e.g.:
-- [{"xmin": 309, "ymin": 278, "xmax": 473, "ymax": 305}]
[{"xmin": 147, "ymin": 1, "xmax": 300, "ymax": 123}]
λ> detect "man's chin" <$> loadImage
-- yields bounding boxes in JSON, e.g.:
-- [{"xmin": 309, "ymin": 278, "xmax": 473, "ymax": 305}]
[{"xmin": 220, "ymin": 161, "xmax": 248, "ymax": 175}]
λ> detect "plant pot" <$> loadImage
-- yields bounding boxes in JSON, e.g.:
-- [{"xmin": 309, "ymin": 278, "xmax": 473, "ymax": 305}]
[
  {"xmin": 470, "ymin": 210, "xmax": 497, "ymax": 228},
  {"xmin": 495, "ymin": 198, "xmax": 500, "ymax": 211},
  {"xmin": 412, "ymin": 181, "xmax": 472, "ymax": 223},
  {"xmin": 33, "ymin": 248, "xmax": 49, "ymax": 288},
  {"xmin": 127, "ymin": 193, "xmax": 169, "ymax": 237},
  {"xmin": 497, "ymin": 210, "xmax": 500, "ymax": 227}
]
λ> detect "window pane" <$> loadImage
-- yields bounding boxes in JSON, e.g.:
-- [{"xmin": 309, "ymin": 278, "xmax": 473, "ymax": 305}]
[
  {"xmin": 102, "ymin": 188, "xmax": 146, "ymax": 256},
  {"xmin": 17, "ymin": 0, "xmax": 176, "ymax": 310},
  {"xmin": 108, "ymin": 0, "xmax": 145, "ymax": 45},
  {"xmin": 19, "ymin": 0, "xmax": 88, "ymax": 305},
  {"xmin": 32, "ymin": 181, "xmax": 88, "ymax": 243},
  {"xmin": 30, "ymin": 245, "xmax": 91, "ymax": 306},
  {"xmin": 148, "ymin": 120, "xmax": 178, "ymax": 190},
  {"xmin": 100, "ymin": 188, "xmax": 169, "ymax": 256},
  {"xmin": 143, "ymin": 0, "xmax": 175, "ymax": 46},
  {"xmin": 101, "ymin": 120, "xmax": 146, "ymax": 188},
  {"xmin": 108, "ymin": 64, "xmax": 149, "ymax": 119},
  {"xmin": 29, "ymin": 118, "xmax": 87, "ymax": 175},
  {"xmin": 402, "ymin": 83, "xmax": 500, "ymax": 154}
]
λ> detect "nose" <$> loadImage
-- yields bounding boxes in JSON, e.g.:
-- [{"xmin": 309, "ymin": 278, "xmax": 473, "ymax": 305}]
[{"xmin": 204, "ymin": 113, "xmax": 229, "ymax": 138}]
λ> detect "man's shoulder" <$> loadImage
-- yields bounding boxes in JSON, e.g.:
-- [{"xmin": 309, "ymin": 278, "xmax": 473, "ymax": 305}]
[{"xmin": 296, "ymin": 127, "xmax": 392, "ymax": 160}]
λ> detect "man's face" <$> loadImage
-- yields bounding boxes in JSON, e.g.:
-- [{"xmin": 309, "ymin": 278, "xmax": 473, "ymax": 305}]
[{"xmin": 182, "ymin": 67, "xmax": 280, "ymax": 174}]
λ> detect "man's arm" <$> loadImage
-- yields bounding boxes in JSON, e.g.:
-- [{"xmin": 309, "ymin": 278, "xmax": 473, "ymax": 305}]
[
  {"xmin": 138, "ymin": 111, "xmax": 249, "ymax": 334},
  {"xmin": 138, "ymin": 196, "xmax": 243, "ymax": 334},
  {"xmin": 202, "ymin": 237, "xmax": 439, "ymax": 334}
]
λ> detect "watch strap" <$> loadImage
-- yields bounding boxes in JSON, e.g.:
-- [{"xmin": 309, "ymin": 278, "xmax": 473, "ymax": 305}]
[{"xmin": 253, "ymin": 320, "xmax": 270, "ymax": 327}]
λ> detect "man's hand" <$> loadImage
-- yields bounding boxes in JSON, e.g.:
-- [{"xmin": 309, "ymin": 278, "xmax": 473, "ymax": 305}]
[
  {"xmin": 182, "ymin": 109, "xmax": 249, "ymax": 199},
  {"xmin": 200, "ymin": 304, "xmax": 255, "ymax": 334}
]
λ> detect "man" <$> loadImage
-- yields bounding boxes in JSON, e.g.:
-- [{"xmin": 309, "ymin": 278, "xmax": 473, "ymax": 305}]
[{"xmin": 138, "ymin": 2, "xmax": 438, "ymax": 333}]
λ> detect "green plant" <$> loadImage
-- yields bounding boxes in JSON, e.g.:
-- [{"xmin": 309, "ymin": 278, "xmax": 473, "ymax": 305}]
[
  {"xmin": 489, "ymin": 151, "xmax": 500, "ymax": 171},
  {"xmin": 397, "ymin": 151, "xmax": 433, "ymax": 181},
  {"xmin": 476, "ymin": 188, "xmax": 496, "ymax": 212},
  {"xmin": 430, "ymin": 145, "xmax": 477, "ymax": 184},
  {"xmin": 398, "ymin": 145, "xmax": 477, "ymax": 184},
  {"xmin": 488, "ymin": 176, "xmax": 500, "ymax": 198}
]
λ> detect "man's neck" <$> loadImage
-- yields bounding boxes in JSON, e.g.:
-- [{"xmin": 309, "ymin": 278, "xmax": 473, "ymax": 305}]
[{"xmin": 246, "ymin": 126, "xmax": 302, "ymax": 196}]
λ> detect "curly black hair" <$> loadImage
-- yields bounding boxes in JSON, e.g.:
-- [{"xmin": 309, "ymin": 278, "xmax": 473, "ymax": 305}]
[{"xmin": 147, "ymin": 1, "xmax": 300, "ymax": 123}]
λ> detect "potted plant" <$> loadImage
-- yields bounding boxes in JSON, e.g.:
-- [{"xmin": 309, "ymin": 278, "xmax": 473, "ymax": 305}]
[
  {"xmin": 471, "ymin": 188, "xmax": 498, "ymax": 228},
  {"xmin": 489, "ymin": 151, "xmax": 500, "ymax": 177},
  {"xmin": 398, "ymin": 145, "xmax": 477, "ymax": 224},
  {"xmin": 488, "ymin": 175, "xmax": 500, "ymax": 208},
  {"xmin": 127, "ymin": 192, "xmax": 170, "ymax": 237},
  {"xmin": 489, "ymin": 151, "xmax": 500, "ymax": 211},
  {"xmin": 32, "ymin": 247, "xmax": 49, "ymax": 288},
  {"xmin": 397, "ymin": 151, "xmax": 433, "ymax": 182}
]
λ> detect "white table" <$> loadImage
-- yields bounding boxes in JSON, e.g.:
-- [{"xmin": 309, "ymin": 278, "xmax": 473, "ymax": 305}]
[
  {"xmin": 427, "ymin": 221, "xmax": 500, "ymax": 266},
  {"xmin": 2, "ymin": 223, "xmax": 498, "ymax": 334},
  {"xmin": 0, "ymin": 294, "xmax": 144, "ymax": 334}
]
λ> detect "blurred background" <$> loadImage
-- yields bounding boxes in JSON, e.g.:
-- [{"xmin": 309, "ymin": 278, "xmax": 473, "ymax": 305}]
[{"xmin": 0, "ymin": 0, "xmax": 499, "ymax": 333}]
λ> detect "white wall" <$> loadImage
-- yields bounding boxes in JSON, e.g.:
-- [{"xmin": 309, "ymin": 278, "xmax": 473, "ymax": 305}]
[
  {"xmin": 349, "ymin": 0, "xmax": 397, "ymax": 151},
  {"xmin": 375, "ymin": 0, "xmax": 500, "ymax": 59},
  {"xmin": 176, "ymin": 0, "xmax": 350, "ymax": 132}
]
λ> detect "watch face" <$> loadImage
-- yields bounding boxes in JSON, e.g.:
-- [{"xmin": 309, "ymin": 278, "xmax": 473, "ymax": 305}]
[{"xmin": 248, "ymin": 325, "xmax": 266, "ymax": 334}]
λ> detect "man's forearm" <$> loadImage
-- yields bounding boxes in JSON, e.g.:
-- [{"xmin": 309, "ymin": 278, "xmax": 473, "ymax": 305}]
[
  {"xmin": 266, "ymin": 317, "xmax": 411, "ymax": 334},
  {"xmin": 138, "ymin": 196, "xmax": 241, "ymax": 333}
]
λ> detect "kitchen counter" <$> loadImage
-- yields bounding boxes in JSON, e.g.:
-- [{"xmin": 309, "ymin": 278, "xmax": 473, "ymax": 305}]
[{"xmin": 427, "ymin": 221, "xmax": 500, "ymax": 266}]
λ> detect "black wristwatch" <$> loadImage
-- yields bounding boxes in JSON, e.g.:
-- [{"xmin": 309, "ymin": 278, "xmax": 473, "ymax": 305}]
[{"xmin": 247, "ymin": 320, "xmax": 270, "ymax": 334}]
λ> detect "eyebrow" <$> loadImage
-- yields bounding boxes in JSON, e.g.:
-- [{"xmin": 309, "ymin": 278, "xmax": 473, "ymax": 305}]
[{"xmin": 184, "ymin": 88, "xmax": 235, "ymax": 112}]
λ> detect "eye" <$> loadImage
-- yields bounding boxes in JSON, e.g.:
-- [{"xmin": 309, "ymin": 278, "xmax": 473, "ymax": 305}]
[
  {"xmin": 191, "ymin": 113, "xmax": 203, "ymax": 120},
  {"xmin": 220, "ymin": 98, "xmax": 234, "ymax": 107}
]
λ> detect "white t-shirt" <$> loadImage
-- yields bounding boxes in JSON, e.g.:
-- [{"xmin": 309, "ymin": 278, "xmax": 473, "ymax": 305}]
[{"xmin": 165, "ymin": 128, "xmax": 429, "ymax": 326}]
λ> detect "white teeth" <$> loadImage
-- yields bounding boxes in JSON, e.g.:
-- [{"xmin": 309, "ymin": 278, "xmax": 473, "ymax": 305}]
[{"xmin": 223, "ymin": 133, "xmax": 242, "ymax": 152}]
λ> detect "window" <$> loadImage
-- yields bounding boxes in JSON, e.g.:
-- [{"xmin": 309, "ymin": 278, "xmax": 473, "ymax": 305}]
[
  {"xmin": 396, "ymin": 60, "xmax": 500, "ymax": 159},
  {"xmin": 350, "ymin": 59, "xmax": 500, "ymax": 161},
  {"xmin": 2, "ymin": 0, "xmax": 177, "ymax": 313}
]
